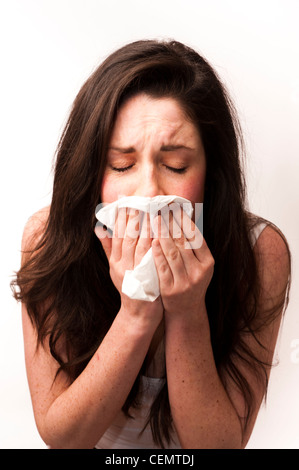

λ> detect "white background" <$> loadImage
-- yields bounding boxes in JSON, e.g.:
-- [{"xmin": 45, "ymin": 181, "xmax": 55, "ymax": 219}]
[{"xmin": 1, "ymin": 0, "xmax": 298, "ymax": 449}]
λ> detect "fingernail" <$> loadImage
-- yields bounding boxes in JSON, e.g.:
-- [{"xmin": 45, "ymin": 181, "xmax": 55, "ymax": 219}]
[
  {"xmin": 95, "ymin": 222, "xmax": 108, "ymax": 237},
  {"xmin": 130, "ymin": 208, "xmax": 139, "ymax": 217}
]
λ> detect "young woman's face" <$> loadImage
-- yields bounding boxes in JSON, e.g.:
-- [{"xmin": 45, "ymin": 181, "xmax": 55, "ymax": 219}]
[{"xmin": 101, "ymin": 94, "xmax": 206, "ymax": 206}]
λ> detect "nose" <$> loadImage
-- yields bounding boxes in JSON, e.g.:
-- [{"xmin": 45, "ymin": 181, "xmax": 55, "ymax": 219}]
[{"xmin": 134, "ymin": 165, "xmax": 164, "ymax": 197}]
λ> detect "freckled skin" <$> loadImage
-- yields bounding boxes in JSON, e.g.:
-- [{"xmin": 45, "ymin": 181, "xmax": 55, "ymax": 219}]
[
  {"xmin": 101, "ymin": 93, "xmax": 206, "ymax": 206},
  {"xmin": 21, "ymin": 64, "xmax": 289, "ymax": 450}
]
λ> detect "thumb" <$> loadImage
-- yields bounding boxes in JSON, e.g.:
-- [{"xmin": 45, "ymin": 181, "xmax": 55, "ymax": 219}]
[{"xmin": 94, "ymin": 222, "xmax": 112, "ymax": 260}]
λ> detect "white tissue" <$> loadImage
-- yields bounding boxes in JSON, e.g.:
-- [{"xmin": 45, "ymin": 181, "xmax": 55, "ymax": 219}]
[{"xmin": 95, "ymin": 195, "xmax": 193, "ymax": 301}]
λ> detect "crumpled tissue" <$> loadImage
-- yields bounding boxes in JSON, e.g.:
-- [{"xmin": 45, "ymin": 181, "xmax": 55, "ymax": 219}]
[{"xmin": 95, "ymin": 195, "xmax": 193, "ymax": 301}]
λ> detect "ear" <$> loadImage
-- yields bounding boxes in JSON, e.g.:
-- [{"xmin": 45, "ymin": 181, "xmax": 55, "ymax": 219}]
[{"xmin": 94, "ymin": 223, "xmax": 112, "ymax": 261}]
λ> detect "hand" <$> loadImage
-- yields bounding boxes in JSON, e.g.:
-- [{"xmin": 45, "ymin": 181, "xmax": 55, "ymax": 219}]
[
  {"xmin": 151, "ymin": 206, "xmax": 214, "ymax": 321},
  {"xmin": 95, "ymin": 208, "xmax": 163, "ymax": 327}
]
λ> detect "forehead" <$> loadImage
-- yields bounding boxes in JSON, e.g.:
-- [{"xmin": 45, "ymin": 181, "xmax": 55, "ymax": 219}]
[{"xmin": 110, "ymin": 94, "xmax": 200, "ymax": 144}]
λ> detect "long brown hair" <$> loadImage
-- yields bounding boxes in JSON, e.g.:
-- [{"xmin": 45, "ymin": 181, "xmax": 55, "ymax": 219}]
[{"xmin": 11, "ymin": 39, "xmax": 290, "ymax": 447}]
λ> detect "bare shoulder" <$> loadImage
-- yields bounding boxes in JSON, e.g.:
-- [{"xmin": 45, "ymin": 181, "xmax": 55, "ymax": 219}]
[
  {"xmin": 225, "ymin": 225, "xmax": 291, "ymax": 446},
  {"xmin": 254, "ymin": 224, "xmax": 290, "ymax": 281},
  {"xmin": 21, "ymin": 206, "xmax": 50, "ymax": 261},
  {"xmin": 22, "ymin": 206, "xmax": 50, "ymax": 246},
  {"xmin": 253, "ymin": 224, "xmax": 291, "ymax": 310}
]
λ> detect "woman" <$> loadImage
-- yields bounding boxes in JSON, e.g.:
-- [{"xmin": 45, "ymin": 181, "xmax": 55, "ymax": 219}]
[{"xmin": 12, "ymin": 39, "xmax": 291, "ymax": 449}]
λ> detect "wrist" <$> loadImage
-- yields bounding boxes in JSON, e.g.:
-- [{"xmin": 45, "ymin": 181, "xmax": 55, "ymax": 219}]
[
  {"xmin": 117, "ymin": 299, "xmax": 162, "ymax": 337},
  {"xmin": 164, "ymin": 302, "xmax": 210, "ymax": 335}
]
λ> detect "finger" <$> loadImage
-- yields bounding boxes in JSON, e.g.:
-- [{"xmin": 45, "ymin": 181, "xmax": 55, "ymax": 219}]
[
  {"xmin": 171, "ymin": 209, "xmax": 214, "ymax": 284},
  {"xmin": 111, "ymin": 207, "xmax": 127, "ymax": 261},
  {"xmin": 124, "ymin": 208, "xmax": 141, "ymax": 239},
  {"xmin": 134, "ymin": 212, "xmax": 152, "ymax": 265},
  {"xmin": 154, "ymin": 214, "xmax": 187, "ymax": 280},
  {"xmin": 152, "ymin": 237, "xmax": 174, "ymax": 286},
  {"xmin": 114, "ymin": 206, "xmax": 127, "ymax": 238},
  {"xmin": 94, "ymin": 222, "xmax": 112, "ymax": 260},
  {"xmin": 122, "ymin": 208, "xmax": 141, "ymax": 268},
  {"xmin": 166, "ymin": 202, "xmax": 183, "ymax": 240},
  {"xmin": 166, "ymin": 211, "xmax": 196, "ymax": 268},
  {"xmin": 173, "ymin": 207, "xmax": 205, "ymax": 259}
]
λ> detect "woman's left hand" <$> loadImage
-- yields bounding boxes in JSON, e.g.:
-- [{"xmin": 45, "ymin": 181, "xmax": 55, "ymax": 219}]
[{"xmin": 151, "ymin": 206, "xmax": 214, "ymax": 320}]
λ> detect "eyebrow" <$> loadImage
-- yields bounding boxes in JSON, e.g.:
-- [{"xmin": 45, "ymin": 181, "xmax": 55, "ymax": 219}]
[
  {"xmin": 108, "ymin": 144, "xmax": 194, "ymax": 153},
  {"xmin": 160, "ymin": 144, "xmax": 194, "ymax": 151},
  {"xmin": 108, "ymin": 146, "xmax": 135, "ymax": 154}
]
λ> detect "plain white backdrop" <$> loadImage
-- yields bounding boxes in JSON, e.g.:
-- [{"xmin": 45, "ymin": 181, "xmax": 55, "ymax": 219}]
[{"xmin": 1, "ymin": 0, "xmax": 298, "ymax": 449}]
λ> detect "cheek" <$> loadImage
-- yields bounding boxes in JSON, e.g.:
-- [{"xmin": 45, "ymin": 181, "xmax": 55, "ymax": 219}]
[
  {"xmin": 101, "ymin": 173, "xmax": 132, "ymax": 203},
  {"xmin": 100, "ymin": 174, "xmax": 118, "ymax": 203},
  {"xmin": 177, "ymin": 173, "xmax": 205, "ymax": 204}
]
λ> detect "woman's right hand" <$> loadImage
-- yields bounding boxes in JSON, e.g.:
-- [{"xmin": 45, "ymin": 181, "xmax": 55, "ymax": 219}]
[{"xmin": 95, "ymin": 208, "xmax": 163, "ymax": 329}]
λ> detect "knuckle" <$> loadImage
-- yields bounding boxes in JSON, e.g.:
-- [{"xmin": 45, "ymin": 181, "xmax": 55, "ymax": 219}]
[
  {"xmin": 179, "ymin": 281, "xmax": 189, "ymax": 294},
  {"xmin": 124, "ymin": 235, "xmax": 138, "ymax": 248},
  {"xmin": 190, "ymin": 234, "xmax": 203, "ymax": 249},
  {"xmin": 206, "ymin": 256, "xmax": 215, "ymax": 270},
  {"xmin": 137, "ymin": 236, "xmax": 151, "ymax": 249},
  {"xmin": 175, "ymin": 236, "xmax": 185, "ymax": 247},
  {"xmin": 192, "ymin": 270, "xmax": 203, "ymax": 284},
  {"xmin": 168, "ymin": 248, "xmax": 179, "ymax": 261},
  {"xmin": 172, "ymin": 277, "xmax": 188, "ymax": 294},
  {"xmin": 135, "ymin": 242, "xmax": 151, "ymax": 258},
  {"xmin": 159, "ymin": 261, "xmax": 169, "ymax": 275}
]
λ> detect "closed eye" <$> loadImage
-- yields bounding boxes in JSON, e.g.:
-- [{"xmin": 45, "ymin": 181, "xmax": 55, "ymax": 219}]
[
  {"xmin": 110, "ymin": 164, "xmax": 187, "ymax": 174},
  {"xmin": 111, "ymin": 164, "xmax": 134, "ymax": 172},
  {"xmin": 164, "ymin": 165, "xmax": 187, "ymax": 174}
]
